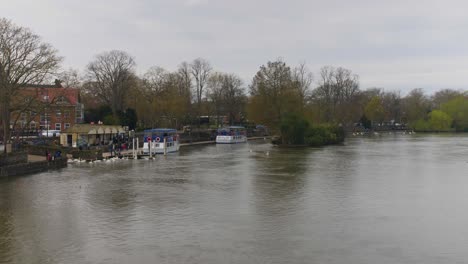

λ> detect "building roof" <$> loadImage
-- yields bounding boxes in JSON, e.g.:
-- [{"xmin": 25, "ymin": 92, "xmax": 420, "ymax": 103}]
[
  {"xmin": 144, "ymin": 128, "xmax": 177, "ymax": 134},
  {"xmin": 217, "ymin": 126, "xmax": 246, "ymax": 131},
  {"xmin": 64, "ymin": 124, "xmax": 125, "ymax": 134},
  {"xmin": 20, "ymin": 86, "xmax": 80, "ymax": 105}
]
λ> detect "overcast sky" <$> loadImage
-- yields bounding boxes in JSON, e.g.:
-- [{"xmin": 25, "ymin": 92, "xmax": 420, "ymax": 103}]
[{"xmin": 1, "ymin": 0, "xmax": 468, "ymax": 94}]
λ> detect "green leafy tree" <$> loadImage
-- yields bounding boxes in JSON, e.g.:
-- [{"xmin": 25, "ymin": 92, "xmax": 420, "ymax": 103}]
[
  {"xmin": 118, "ymin": 108, "xmax": 138, "ymax": 130},
  {"xmin": 432, "ymin": 89, "xmax": 463, "ymax": 109},
  {"xmin": 428, "ymin": 110, "xmax": 452, "ymax": 131},
  {"xmin": 359, "ymin": 115, "xmax": 372, "ymax": 129},
  {"xmin": 248, "ymin": 59, "xmax": 302, "ymax": 132},
  {"xmin": 413, "ymin": 119, "xmax": 430, "ymax": 131},
  {"xmin": 280, "ymin": 113, "xmax": 309, "ymax": 145},
  {"xmin": 364, "ymin": 96, "xmax": 385, "ymax": 127},
  {"xmin": 403, "ymin": 88, "xmax": 431, "ymax": 126},
  {"xmin": 440, "ymin": 96, "xmax": 468, "ymax": 131}
]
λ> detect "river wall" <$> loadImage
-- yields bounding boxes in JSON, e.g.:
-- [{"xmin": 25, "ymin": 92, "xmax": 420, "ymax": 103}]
[
  {"xmin": 0, "ymin": 152, "xmax": 28, "ymax": 166},
  {"xmin": 0, "ymin": 152, "xmax": 67, "ymax": 177}
]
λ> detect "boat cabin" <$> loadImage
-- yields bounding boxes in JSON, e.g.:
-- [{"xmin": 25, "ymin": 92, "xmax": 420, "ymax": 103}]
[{"xmin": 143, "ymin": 128, "xmax": 180, "ymax": 154}]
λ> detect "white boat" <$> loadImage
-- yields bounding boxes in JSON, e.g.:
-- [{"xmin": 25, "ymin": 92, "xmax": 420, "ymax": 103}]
[
  {"xmin": 142, "ymin": 128, "xmax": 180, "ymax": 154},
  {"xmin": 216, "ymin": 126, "xmax": 247, "ymax": 144},
  {"xmin": 41, "ymin": 130, "xmax": 60, "ymax": 137}
]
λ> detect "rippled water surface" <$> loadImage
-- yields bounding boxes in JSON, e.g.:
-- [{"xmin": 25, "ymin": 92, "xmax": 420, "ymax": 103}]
[{"xmin": 1, "ymin": 134, "xmax": 468, "ymax": 264}]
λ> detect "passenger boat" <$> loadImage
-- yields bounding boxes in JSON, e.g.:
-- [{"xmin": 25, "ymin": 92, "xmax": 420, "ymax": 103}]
[
  {"xmin": 142, "ymin": 128, "xmax": 180, "ymax": 154},
  {"xmin": 216, "ymin": 126, "xmax": 247, "ymax": 144}
]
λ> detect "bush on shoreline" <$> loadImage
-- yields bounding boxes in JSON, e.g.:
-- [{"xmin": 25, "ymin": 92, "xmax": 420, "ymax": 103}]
[
  {"xmin": 305, "ymin": 124, "xmax": 345, "ymax": 146},
  {"xmin": 411, "ymin": 110, "xmax": 454, "ymax": 132},
  {"xmin": 277, "ymin": 113, "xmax": 345, "ymax": 146}
]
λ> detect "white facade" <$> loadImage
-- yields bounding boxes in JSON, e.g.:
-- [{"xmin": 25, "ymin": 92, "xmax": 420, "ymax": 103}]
[
  {"xmin": 142, "ymin": 140, "xmax": 180, "ymax": 154},
  {"xmin": 216, "ymin": 135, "xmax": 247, "ymax": 144}
]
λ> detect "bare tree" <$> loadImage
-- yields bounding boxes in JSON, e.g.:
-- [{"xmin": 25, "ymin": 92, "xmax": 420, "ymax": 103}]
[
  {"xmin": 142, "ymin": 66, "xmax": 167, "ymax": 95},
  {"xmin": 292, "ymin": 62, "xmax": 313, "ymax": 104},
  {"xmin": 222, "ymin": 73, "xmax": 246, "ymax": 125},
  {"xmin": 312, "ymin": 66, "xmax": 360, "ymax": 124},
  {"xmin": 57, "ymin": 68, "xmax": 82, "ymax": 88},
  {"xmin": 190, "ymin": 58, "xmax": 211, "ymax": 122},
  {"xmin": 207, "ymin": 72, "xmax": 225, "ymax": 126},
  {"xmin": 432, "ymin": 89, "xmax": 463, "ymax": 109},
  {"xmin": 402, "ymin": 88, "xmax": 431, "ymax": 124},
  {"xmin": 177, "ymin": 61, "xmax": 192, "ymax": 97},
  {"xmin": 313, "ymin": 66, "xmax": 335, "ymax": 122},
  {"xmin": 85, "ymin": 50, "xmax": 136, "ymax": 119},
  {"xmin": 334, "ymin": 67, "xmax": 360, "ymax": 124},
  {"xmin": 0, "ymin": 18, "xmax": 61, "ymax": 152},
  {"xmin": 207, "ymin": 72, "xmax": 246, "ymax": 126},
  {"xmin": 381, "ymin": 91, "xmax": 402, "ymax": 123}
]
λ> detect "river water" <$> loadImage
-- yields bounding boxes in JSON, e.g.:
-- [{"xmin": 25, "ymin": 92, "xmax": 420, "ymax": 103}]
[{"xmin": 1, "ymin": 134, "xmax": 468, "ymax": 264}]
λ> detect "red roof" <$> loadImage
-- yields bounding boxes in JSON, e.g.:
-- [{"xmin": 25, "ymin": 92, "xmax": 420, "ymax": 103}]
[{"xmin": 21, "ymin": 86, "xmax": 80, "ymax": 105}]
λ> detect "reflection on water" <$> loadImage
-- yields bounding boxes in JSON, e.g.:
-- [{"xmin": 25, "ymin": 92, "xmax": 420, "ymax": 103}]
[
  {"xmin": 0, "ymin": 189, "xmax": 13, "ymax": 264},
  {"xmin": 1, "ymin": 135, "xmax": 468, "ymax": 263}
]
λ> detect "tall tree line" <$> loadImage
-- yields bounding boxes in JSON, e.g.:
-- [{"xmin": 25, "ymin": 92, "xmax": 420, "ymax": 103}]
[{"xmin": 4, "ymin": 16, "xmax": 468, "ymax": 151}]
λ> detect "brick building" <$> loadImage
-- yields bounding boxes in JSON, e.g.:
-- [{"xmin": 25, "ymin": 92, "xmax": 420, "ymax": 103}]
[{"xmin": 11, "ymin": 83, "xmax": 84, "ymax": 133}]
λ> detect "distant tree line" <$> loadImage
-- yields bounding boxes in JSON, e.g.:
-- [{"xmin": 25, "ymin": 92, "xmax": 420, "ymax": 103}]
[
  {"xmin": 62, "ymin": 54, "xmax": 468, "ymax": 134},
  {"xmin": 2, "ymin": 18, "xmax": 468, "ymax": 152}
]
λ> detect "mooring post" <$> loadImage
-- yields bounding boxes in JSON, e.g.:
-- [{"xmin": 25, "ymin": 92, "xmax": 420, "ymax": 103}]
[
  {"xmin": 135, "ymin": 138, "xmax": 138, "ymax": 157},
  {"xmin": 149, "ymin": 138, "xmax": 152, "ymax": 159},
  {"xmin": 132, "ymin": 137, "xmax": 135, "ymax": 159}
]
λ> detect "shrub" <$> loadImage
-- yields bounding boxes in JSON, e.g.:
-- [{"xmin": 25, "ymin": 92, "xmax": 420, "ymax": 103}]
[
  {"xmin": 305, "ymin": 124, "xmax": 345, "ymax": 146},
  {"xmin": 280, "ymin": 113, "xmax": 309, "ymax": 145},
  {"xmin": 275, "ymin": 113, "xmax": 345, "ymax": 147},
  {"xmin": 305, "ymin": 134, "xmax": 324, "ymax": 146}
]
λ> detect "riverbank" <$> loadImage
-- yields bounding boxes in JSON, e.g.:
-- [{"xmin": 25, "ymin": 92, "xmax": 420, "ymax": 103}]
[
  {"xmin": 100, "ymin": 136, "xmax": 271, "ymax": 159},
  {"xmin": 0, "ymin": 152, "xmax": 67, "ymax": 177}
]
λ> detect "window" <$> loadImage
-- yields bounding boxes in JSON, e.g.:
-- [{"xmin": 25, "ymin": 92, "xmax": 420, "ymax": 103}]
[
  {"xmin": 75, "ymin": 104, "xmax": 84, "ymax": 123},
  {"xmin": 56, "ymin": 96, "xmax": 67, "ymax": 104},
  {"xmin": 64, "ymin": 110, "xmax": 70, "ymax": 119},
  {"xmin": 64, "ymin": 123, "xmax": 70, "ymax": 129},
  {"xmin": 55, "ymin": 123, "xmax": 61, "ymax": 130},
  {"xmin": 30, "ymin": 122, "xmax": 36, "ymax": 129},
  {"xmin": 40, "ymin": 113, "xmax": 50, "ymax": 122},
  {"xmin": 20, "ymin": 113, "xmax": 27, "ymax": 121},
  {"xmin": 40, "ymin": 124, "xmax": 50, "ymax": 130},
  {"xmin": 56, "ymin": 110, "xmax": 61, "ymax": 118}
]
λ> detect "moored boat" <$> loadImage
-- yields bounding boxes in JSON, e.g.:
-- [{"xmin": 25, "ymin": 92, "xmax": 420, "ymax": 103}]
[
  {"xmin": 142, "ymin": 128, "xmax": 180, "ymax": 154},
  {"xmin": 216, "ymin": 126, "xmax": 247, "ymax": 144}
]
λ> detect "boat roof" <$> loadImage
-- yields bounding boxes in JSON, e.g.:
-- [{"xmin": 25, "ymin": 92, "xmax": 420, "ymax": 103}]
[
  {"xmin": 144, "ymin": 128, "xmax": 177, "ymax": 133},
  {"xmin": 218, "ymin": 126, "xmax": 245, "ymax": 131}
]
